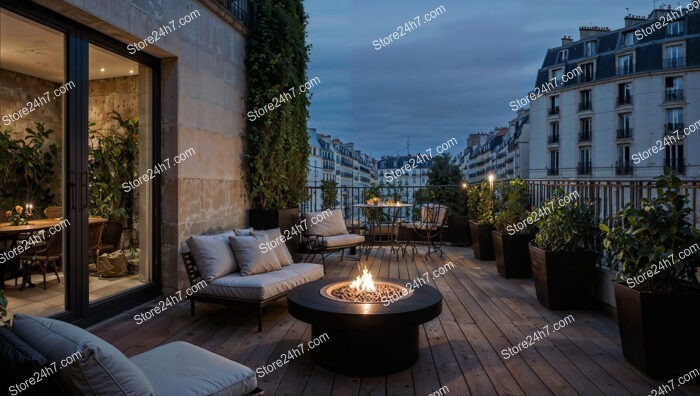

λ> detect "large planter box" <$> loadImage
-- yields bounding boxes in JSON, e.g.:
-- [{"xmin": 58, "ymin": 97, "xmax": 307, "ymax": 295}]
[
  {"xmin": 492, "ymin": 231, "xmax": 531, "ymax": 278},
  {"xmin": 248, "ymin": 208, "xmax": 299, "ymax": 254},
  {"xmin": 528, "ymin": 244, "xmax": 597, "ymax": 309},
  {"xmin": 469, "ymin": 222, "xmax": 494, "ymax": 260},
  {"xmin": 447, "ymin": 215, "xmax": 471, "ymax": 246},
  {"xmin": 614, "ymin": 282, "xmax": 700, "ymax": 378}
]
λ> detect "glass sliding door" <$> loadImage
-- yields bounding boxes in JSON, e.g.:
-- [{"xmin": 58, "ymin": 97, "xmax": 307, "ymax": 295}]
[{"xmin": 0, "ymin": 9, "xmax": 67, "ymax": 317}]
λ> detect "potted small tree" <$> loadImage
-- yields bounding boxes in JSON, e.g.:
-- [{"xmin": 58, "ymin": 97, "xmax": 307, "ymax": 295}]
[
  {"xmin": 468, "ymin": 181, "xmax": 496, "ymax": 260},
  {"xmin": 426, "ymin": 154, "xmax": 469, "ymax": 246},
  {"xmin": 600, "ymin": 169, "xmax": 700, "ymax": 378},
  {"xmin": 493, "ymin": 178, "xmax": 532, "ymax": 278},
  {"xmin": 320, "ymin": 180, "xmax": 337, "ymax": 210},
  {"xmin": 529, "ymin": 191, "xmax": 599, "ymax": 309}
]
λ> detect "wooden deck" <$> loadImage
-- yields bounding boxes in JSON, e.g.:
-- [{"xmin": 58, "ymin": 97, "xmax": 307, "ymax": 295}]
[{"xmin": 89, "ymin": 245, "xmax": 699, "ymax": 395}]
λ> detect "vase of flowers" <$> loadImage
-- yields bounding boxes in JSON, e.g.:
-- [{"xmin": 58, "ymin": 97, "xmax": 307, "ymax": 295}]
[{"xmin": 6, "ymin": 206, "xmax": 27, "ymax": 226}]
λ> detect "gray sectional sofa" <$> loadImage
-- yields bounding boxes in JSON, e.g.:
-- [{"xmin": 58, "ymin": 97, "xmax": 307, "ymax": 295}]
[
  {"xmin": 0, "ymin": 314, "xmax": 259, "ymax": 395},
  {"xmin": 184, "ymin": 229, "xmax": 324, "ymax": 331}
]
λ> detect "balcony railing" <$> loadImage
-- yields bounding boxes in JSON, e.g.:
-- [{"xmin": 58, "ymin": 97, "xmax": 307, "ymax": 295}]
[
  {"xmin": 666, "ymin": 122, "xmax": 684, "ymax": 135},
  {"xmin": 663, "ymin": 57, "xmax": 685, "ymax": 69},
  {"xmin": 617, "ymin": 95, "xmax": 633, "ymax": 105},
  {"xmin": 665, "ymin": 88, "xmax": 684, "ymax": 102},
  {"xmin": 547, "ymin": 167, "xmax": 559, "ymax": 176},
  {"xmin": 616, "ymin": 64, "xmax": 635, "ymax": 76},
  {"xmin": 578, "ymin": 101, "xmax": 592, "ymax": 111},
  {"xmin": 577, "ymin": 162, "xmax": 592, "ymax": 175},
  {"xmin": 548, "ymin": 134, "xmax": 559, "ymax": 144},
  {"xmin": 548, "ymin": 106, "xmax": 560, "ymax": 116},
  {"xmin": 578, "ymin": 131, "xmax": 592, "ymax": 142},
  {"xmin": 616, "ymin": 161, "xmax": 633, "ymax": 175},
  {"xmin": 212, "ymin": 0, "xmax": 251, "ymax": 26},
  {"xmin": 616, "ymin": 128, "xmax": 632, "ymax": 139}
]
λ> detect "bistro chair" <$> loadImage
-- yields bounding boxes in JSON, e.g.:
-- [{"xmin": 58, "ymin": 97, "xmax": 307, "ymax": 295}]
[
  {"xmin": 399, "ymin": 203, "xmax": 448, "ymax": 259},
  {"xmin": 18, "ymin": 229, "xmax": 63, "ymax": 290},
  {"xmin": 88, "ymin": 222, "xmax": 105, "ymax": 263}
]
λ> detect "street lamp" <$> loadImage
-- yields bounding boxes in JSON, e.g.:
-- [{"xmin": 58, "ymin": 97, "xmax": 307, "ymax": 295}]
[{"xmin": 488, "ymin": 174, "xmax": 495, "ymax": 192}]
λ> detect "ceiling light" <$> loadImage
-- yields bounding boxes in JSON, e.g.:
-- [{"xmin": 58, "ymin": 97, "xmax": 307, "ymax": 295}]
[
  {"xmin": 129, "ymin": 70, "xmax": 134, "ymax": 74},
  {"xmin": 100, "ymin": 67, "xmax": 105, "ymax": 72}
]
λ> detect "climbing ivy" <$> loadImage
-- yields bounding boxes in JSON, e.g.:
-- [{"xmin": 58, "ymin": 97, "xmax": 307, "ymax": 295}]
[{"xmin": 244, "ymin": 0, "xmax": 311, "ymax": 209}]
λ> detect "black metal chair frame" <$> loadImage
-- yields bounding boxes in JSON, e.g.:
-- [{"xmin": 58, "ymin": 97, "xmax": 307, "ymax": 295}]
[
  {"xmin": 400, "ymin": 203, "xmax": 447, "ymax": 259},
  {"xmin": 182, "ymin": 252, "xmax": 287, "ymax": 332},
  {"xmin": 298, "ymin": 232, "xmax": 362, "ymax": 273}
]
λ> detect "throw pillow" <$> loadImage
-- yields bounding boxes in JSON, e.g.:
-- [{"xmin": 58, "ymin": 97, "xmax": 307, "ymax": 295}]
[
  {"xmin": 228, "ymin": 235, "xmax": 282, "ymax": 276},
  {"xmin": 251, "ymin": 228, "xmax": 294, "ymax": 266},
  {"xmin": 186, "ymin": 231, "xmax": 238, "ymax": 281},
  {"xmin": 233, "ymin": 227, "xmax": 254, "ymax": 236}
]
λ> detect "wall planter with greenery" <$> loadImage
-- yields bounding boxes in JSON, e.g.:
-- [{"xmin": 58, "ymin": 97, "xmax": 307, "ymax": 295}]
[
  {"xmin": 244, "ymin": 0, "xmax": 310, "ymax": 254},
  {"xmin": 529, "ymin": 191, "xmax": 599, "ymax": 309},
  {"xmin": 493, "ymin": 179, "xmax": 532, "ymax": 278},
  {"xmin": 600, "ymin": 170, "xmax": 700, "ymax": 378},
  {"xmin": 467, "ymin": 182, "xmax": 495, "ymax": 260}
]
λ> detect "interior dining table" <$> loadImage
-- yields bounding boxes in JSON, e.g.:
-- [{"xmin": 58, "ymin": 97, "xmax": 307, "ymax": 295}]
[{"xmin": 0, "ymin": 217, "xmax": 106, "ymax": 290}]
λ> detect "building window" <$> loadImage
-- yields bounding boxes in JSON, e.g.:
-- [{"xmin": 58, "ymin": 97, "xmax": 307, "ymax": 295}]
[
  {"xmin": 617, "ymin": 54, "xmax": 635, "ymax": 75},
  {"xmin": 665, "ymin": 77, "xmax": 684, "ymax": 101},
  {"xmin": 617, "ymin": 82, "xmax": 632, "ymax": 105},
  {"xmin": 548, "ymin": 151, "xmax": 559, "ymax": 175},
  {"xmin": 667, "ymin": 20, "xmax": 684, "ymax": 36},
  {"xmin": 617, "ymin": 113, "xmax": 632, "ymax": 139},
  {"xmin": 666, "ymin": 108, "xmax": 683, "ymax": 134},
  {"xmin": 579, "ymin": 118, "xmax": 592, "ymax": 142},
  {"xmin": 665, "ymin": 144, "xmax": 684, "ymax": 174},
  {"xmin": 584, "ymin": 40, "xmax": 597, "ymax": 57},
  {"xmin": 579, "ymin": 89, "xmax": 592, "ymax": 111},
  {"xmin": 548, "ymin": 122, "xmax": 559, "ymax": 144},
  {"xmin": 550, "ymin": 68, "xmax": 563, "ymax": 85},
  {"xmin": 548, "ymin": 95, "xmax": 560, "ymax": 115},
  {"xmin": 557, "ymin": 49, "xmax": 569, "ymax": 63},
  {"xmin": 663, "ymin": 44, "xmax": 685, "ymax": 69},
  {"xmin": 622, "ymin": 31, "xmax": 635, "ymax": 46},
  {"xmin": 617, "ymin": 145, "xmax": 632, "ymax": 175},
  {"xmin": 579, "ymin": 62, "xmax": 595, "ymax": 82},
  {"xmin": 578, "ymin": 148, "xmax": 591, "ymax": 175}
]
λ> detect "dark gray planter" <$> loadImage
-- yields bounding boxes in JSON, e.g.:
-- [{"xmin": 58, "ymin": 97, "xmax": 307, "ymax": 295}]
[
  {"xmin": 469, "ymin": 222, "xmax": 494, "ymax": 260},
  {"xmin": 528, "ymin": 244, "xmax": 597, "ymax": 309},
  {"xmin": 492, "ymin": 231, "xmax": 532, "ymax": 278},
  {"xmin": 447, "ymin": 215, "xmax": 471, "ymax": 246}
]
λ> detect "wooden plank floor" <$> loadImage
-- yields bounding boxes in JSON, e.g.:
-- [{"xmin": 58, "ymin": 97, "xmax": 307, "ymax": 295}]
[{"xmin": 89, "ymin": 245, "xmax": 700, "ymax": 396}]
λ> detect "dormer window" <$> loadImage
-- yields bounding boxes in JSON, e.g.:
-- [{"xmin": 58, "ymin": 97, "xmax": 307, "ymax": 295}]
[
  {"xmin": 557, "ymin": 49, "xmax": 569, "ymax": 63},
  {"xmin": 668, "ymin": 20, "xmax": 684, "ymax": 36},
  {"xmin": 622, "ymin": 31, "xmax": 635, "ymax": 46},
  {"xmin": 584, "ymin": 41, "xmax": 597, "ymax": 57}
]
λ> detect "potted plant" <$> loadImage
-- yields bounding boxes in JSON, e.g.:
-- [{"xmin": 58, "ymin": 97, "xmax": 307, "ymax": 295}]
[
  {"xmin": 320, "ymin": 180, "xmax": 337, "ymax": 210},
  {"xmin": 447, "ymin": 185, "xmax": 471, "ymax": 247},
  {"xmin": 468, "ymin": 182, "xmax": 496, "ymax": 260},
  {"xmin": 529, "ymin": 191, "xmax": 599, "ymax": 309},
  {"xmin": 599, "ymin": 169, "xmax": 700, "ymax": 378},
  {"xmin": 493, "ymin": 179, "xmax": 532, "ymax": 278},
  {"xmin": 244, "ymin": 0, "xmax": 311, "ymax": 255},
  {"xmin": 424, "ymin": 154, "xmax": 470, "ymax": 246}
]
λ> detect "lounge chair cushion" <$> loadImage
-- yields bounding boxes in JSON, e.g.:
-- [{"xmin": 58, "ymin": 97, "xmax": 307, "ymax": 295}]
[
  {"xmin": 304, "ymin": 209, "xmax": 348, "ymax": 237},
  {"xmin": 320, "ymin": 234, "xmax": 365, "ymax": 248},
  {"xmin": 252, "ymin": 228, "xmax": 294, "ymax": 266},
  {"xmin": 130, "ymin": 341, "xmax": 256, "ymax": 396},
  {"xmin": 186, "ymin": 231, "xmax": 238, "ymax": 281},
  {"xmin": 12, "ymin": 315, "xmax": 155, "ymax": 395},
  {"xmin": 201, "ymin": 263, "xmax": 323, "ymax": 300},
  {"xmin": 228, "ymin": 235, "xmax": 282, "ymax": 276}
]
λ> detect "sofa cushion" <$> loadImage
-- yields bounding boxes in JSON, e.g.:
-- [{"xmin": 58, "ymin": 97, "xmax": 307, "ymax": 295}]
[
  {"xmin": 186, "ymin": 231, "xmax": 238, "ymax": 281},
  {"xmin": 12, "ymin": 315, "xmax": 155, "ymax": 395},
  {"xmin": 252, "ymin": 228, "xmax": 293, "ymax": 266},
  {"xmin": 130, "ymin": 341, "xmax": 256, "ymax": 396},
  {"xmin": 228, "ymin": 235, "xmax": 282, "ymax": 276},
  {"xmin": 0, "ymin": 326, "xmax": 59, "ymax": 395},
  {"xmin": 320, "ymin": 234, "xmax": 365, "ymax": 248},
  {"xmin": 304, "ymin": 209, "xmax": 348, "ymax": 237},
  {"xmin": 201, "ymin": 263, "xmax": 324, "ymax": 300},
  {"xmin": 234, "ymin": 227, "xmax": 254, "ymax": 236}
]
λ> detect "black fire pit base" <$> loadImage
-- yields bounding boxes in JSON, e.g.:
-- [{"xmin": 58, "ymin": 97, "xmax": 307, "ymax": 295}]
[{"xmin": 310, "ymin": 325, "xmax": 418, "ymax": 376}]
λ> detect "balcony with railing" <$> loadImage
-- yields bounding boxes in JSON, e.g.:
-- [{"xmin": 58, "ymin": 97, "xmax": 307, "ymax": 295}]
[
  {"xmin": 668, "ymin": 162, "xmax": 686, "ymax": 175},
  {"xmin": 548, "ymin": 106, "xmax": 560, "ymax": 116},
  {"xmin": 211, "ymin": 0, "xmax": 252, "ymax": 26},
  {"xmin": 616, "ymin": 127, "xmax": 632, "ymax": 139},
  {"xmin": 665, "ymin": 88, "xmax": 684, "ymax": 102},
  {"xmin": 546, "ymin": 167, "xmax": 559, "ymax": 176},
  {"xmin": 616, "ymin": 161, "xmax": 633, "ymax": 175},
  {"xmin": 577, "ymin": 161, "xmax": 592, "ymax": 175},
  {"xmin": 578, "ymin": 101, "xmax": 592, "ymax": 111},
  {"xmin": 547, "ymin": 134, "xmax": 559, "ymax": 145},
  {"xmin": 616, "ymin": 64, "xmax": 635, "ymax": 76},
  {"xmin": 617, "ymin": 95, "xmax": 633, "ymax": 106},
  {"xmin": 666, "ymin": 122, "xmax": 684, "ymax": 135},
  {"xmin": 578, "ymin": 130, "xmax": 592, "ymax": 143},
  {"xmin": 663, "ymin": 57, "xmax": 685, "ymax": 69}
]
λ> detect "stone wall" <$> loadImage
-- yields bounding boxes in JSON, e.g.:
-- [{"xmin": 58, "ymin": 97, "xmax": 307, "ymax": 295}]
[
  {"xmin": 88, "ymin": 75, "xmax": 139, "ymax": 133},
  {"xmin": 36, "ymin": 0, "xmax": 249, "ymax": 293}
]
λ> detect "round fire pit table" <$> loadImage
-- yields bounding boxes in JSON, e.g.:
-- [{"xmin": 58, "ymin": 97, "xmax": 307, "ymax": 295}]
[{"xmin": 287, "ymin": 277, "xmax": 443, "ymax": 376}]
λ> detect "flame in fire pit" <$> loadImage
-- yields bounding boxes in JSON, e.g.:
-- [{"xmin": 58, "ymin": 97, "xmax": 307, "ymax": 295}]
[{"xmin": 349, "ymin": 268, "xmax": 376, "ymax": 293}]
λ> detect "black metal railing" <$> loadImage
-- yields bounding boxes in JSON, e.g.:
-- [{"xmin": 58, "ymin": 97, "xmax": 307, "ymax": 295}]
[
  {"xmin": 617, "ymin": 95, "xmax": 633, "ymax": 105},
  {"xmin": 548, "ymin": 106, "xmax": 560, "ymax": 116},
  {"xmin": 578, "ymin": 130, "xmax": 592, "ymax": 142},
  {"xmin": 663, "ymin": 57, "xmax": 685, "ymax": 69},
  {"xmin": 616, "ymin": 161, "xmax": 633, "ymax": 175},
  {"xmin": 665, "ymin": 88, "xmax": 684, "ymax": 101},
  {"xmin": 577, "ymin": 162, "xmax": 592, "ymax": 175},
  {"xmin": 666, "ymin": 122, "xmax": 684, "ymax": 135},
  {"xmin": 578, "ymin": 101, "xmax": 592, "ymax": 111},
  {"xmin": 616, "ymin": 128, "xmax": 632, "ymax": 139},
  {"xmin": 548, "ymin": 134, "xmax": 559, "ymax": 144},
  {"xmin": 225, "ymin": 0, "xmax": 251, "ymax": 25}
]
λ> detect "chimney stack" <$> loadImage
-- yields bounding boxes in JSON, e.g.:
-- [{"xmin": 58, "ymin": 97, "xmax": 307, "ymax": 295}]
[
  {"xmin": 561, "ymin": 35, "xmax": 573, "ymax": 46},
  {"xmin": 579, "ymin": 26, "xmax": 611, "ymax": 40},
  {"xmin": 624, "ymin": 14, "xmax": 646, "ymax": 27}
]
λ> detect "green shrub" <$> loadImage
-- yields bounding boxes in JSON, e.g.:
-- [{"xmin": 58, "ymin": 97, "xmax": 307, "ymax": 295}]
[
  {"xmin": 494, "ymin": 178, "xmax": 531, "ymax": 234},
  {"xmin": 532, "ymin": 190, "xmax": 598, "ymax": 252}
]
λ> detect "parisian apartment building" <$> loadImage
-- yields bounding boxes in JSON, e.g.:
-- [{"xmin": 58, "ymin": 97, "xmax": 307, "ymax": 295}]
[
  {"xmin": 307, "ymin": 128, "xmax": 377, "ymax": 188},
  {"xmin": 529, "ymin": 6, "xmax": 700, "ymax": 179}
]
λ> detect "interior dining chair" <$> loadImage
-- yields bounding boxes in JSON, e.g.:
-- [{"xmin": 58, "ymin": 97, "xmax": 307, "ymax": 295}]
[
  {"xmin": 97, "ymin": 221, "xmax": 123, "ymax": 255},
  {"xmin": 44, "ymin": 206, "xmax": 62, "ymax": 219},
  {"xmin": 88, "ymin": 222, "xmax": 105, "ymax": 263},
  {"xmin": 18, "ymin": 229, "xmax": 63, "ymax": 290}
]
